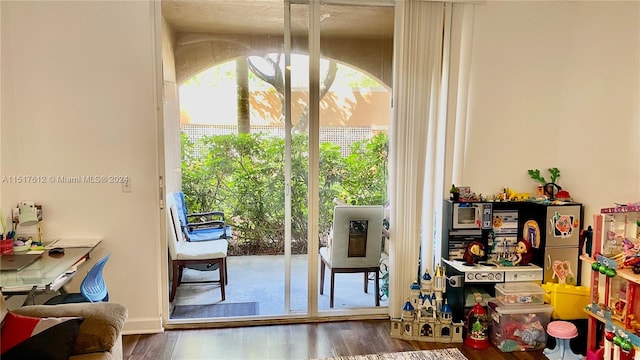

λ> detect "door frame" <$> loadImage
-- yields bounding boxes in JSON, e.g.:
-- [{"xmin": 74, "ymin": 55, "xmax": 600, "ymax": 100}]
[{"xmin": 158, "ymin": 0, "xmax": 391, "ymax": 326}]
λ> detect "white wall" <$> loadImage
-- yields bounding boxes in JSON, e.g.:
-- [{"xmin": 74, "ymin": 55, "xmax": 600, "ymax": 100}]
[
  {"xmin": 464, "ymin": 1, "xmax": 640, "ymax": 225},
  {"xmin": 1, "ymin": 1, "xmax": 163, "ymax": 333}
]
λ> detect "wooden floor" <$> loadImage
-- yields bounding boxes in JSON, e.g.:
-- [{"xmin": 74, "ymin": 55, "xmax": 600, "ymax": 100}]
[{"xmin": 123, "ymin": 319, "xmax": 551, "ymax": 360}]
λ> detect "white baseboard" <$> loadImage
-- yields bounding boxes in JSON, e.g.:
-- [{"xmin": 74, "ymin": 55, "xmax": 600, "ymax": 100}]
[{"xmin": 122, "ymin": 316, "xmax": 164, "ymax": 335}]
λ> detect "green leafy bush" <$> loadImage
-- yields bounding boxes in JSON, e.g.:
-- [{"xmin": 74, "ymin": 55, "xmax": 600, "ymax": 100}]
[{"xmin": 181, "ymin": 131, "xmax": 388, "ymax": 255}]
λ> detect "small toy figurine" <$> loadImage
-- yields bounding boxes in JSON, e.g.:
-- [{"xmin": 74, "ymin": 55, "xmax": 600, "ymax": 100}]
[
  {"xmin": 487, "ymin": 230, "xmax": 496, "ymax": 254},
  {"xmin": 511, "ymin": 239, "xmax": 533, "ymax": 266},
  {"xmin": 463, "ymin": 241, "xmax": 485, "ymax": 265}
]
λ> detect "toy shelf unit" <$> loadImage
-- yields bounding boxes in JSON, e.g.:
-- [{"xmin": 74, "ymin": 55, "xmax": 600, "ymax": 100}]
[
  {"xmin": 603, "ymin": 318, "xmax": 640, "ymax": 360},
  {"xmin": 583, "ymin": 255, "xmax": 640, "ymax": 360},
  {"xmin": 583, "ymin": 204, "xmax": 640, "ymax": 360},
  {"xmin": 597, "ymin": 204, "xmax": 640, "ymax": 266}
]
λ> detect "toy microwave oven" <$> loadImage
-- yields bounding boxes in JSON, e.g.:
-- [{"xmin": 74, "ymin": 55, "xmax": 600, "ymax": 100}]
[{"xmin": 446, "ymin": 201, "xmax": 493, "ymax": 230}]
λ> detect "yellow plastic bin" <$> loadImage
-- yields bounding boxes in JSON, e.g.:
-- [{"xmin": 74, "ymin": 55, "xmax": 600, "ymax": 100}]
[{"xmin": 541, "ymin": 283, "xmax": 590, "ymax": 320}]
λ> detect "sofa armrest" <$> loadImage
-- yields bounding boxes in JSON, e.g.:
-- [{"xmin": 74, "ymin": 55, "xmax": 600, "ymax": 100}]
[{"xmin": 13, "ymin": 302, "xmax": 127, "ymax": 356}]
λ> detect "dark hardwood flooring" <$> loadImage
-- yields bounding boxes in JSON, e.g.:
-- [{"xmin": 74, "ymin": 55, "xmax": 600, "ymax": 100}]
[{"xmin": 123, "ymin": 319, "xmax": 551, "ymax": 360}]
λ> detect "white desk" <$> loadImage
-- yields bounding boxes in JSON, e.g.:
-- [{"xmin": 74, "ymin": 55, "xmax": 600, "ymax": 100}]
[{"xmin": 0, "ymin": 245, "xmax": 99, "ymax": 305}]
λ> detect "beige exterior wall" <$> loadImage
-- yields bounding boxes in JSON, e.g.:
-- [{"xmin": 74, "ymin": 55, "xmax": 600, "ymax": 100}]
[{"xmin": 180, "ymin": 90, "xmax": 391, "ymax": 129}]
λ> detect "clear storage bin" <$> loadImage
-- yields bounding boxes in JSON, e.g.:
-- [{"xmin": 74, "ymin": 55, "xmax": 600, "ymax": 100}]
[
  {"xmin": 495, "ymin": 282, "xmax": 545, "ymax": 305},
  {"xmin": 489, "ymin": 300, "xmax": 553, "ymax": 352}
]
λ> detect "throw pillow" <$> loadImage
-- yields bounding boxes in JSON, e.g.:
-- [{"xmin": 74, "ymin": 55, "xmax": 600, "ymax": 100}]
[{"xmin": 1, "ymin": 311, "xmax": 84, "ymax": 360}]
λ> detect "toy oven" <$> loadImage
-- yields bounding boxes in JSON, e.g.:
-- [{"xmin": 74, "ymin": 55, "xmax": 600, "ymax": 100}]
[{"xmin": 443, "ymin": 259, "xmax": 543, "ymax": 322}]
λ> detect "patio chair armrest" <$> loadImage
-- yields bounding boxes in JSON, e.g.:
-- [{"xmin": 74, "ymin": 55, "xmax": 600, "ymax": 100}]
[
  {"xmin": 187, "ymin": 211, "xmax": 226, "ymax": 226},
  {"xmin": 187, "ymin": 211, "xmax": 225, "ymax": 219},
  {"xmin": 187, "ymin": 220, "xmax": 226, "ymax": 231}
]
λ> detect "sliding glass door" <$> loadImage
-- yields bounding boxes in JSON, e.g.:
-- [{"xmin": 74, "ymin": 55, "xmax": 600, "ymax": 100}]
[
  {"xmin": 164, "ymin": 0, "xmax": 392, "ymax": 322},
  {"xmin": 313, "ymin": 1, "xmax": 393, "ymax": 315}
]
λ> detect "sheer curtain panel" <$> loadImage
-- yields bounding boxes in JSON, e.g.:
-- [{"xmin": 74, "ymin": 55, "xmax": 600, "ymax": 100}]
[
  {"xmin": 388, "ymin": 0, "xmax": 444, "ymax": 318},
  {"xmin": 388, "ymin": 0, "xmax": 475, "ymax": 318}
]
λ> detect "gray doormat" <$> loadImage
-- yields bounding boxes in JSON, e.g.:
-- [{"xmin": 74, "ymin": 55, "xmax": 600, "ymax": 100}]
[{"xmin": 171, "ymin": 302, "xmax": 259, "ymax": 319}]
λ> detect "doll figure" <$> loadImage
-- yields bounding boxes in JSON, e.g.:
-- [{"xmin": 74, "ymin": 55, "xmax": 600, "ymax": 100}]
[{"xmin": 511, "ymin": 239, "xmax": 533, "ymax": 266}]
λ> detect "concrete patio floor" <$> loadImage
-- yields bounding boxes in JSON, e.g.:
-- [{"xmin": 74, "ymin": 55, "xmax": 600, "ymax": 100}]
[{"xmin": 170, "ymin": 254, "xmax": 389, "ymax": 318}]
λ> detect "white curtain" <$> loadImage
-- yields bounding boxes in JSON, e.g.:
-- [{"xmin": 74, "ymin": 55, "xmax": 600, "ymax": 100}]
[{"xmin": 388, "ymin": 0, "xmax": 475, "ymax": 318}]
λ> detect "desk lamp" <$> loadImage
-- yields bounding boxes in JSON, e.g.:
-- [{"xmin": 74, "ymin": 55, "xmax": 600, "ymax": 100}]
[
  {"xmin": 16, "ymin": 204, "xmax": 43, "ymax": 243},
  {"xmin": 18, "ymin": 204, "xmax": 38, "ymax": 227}
]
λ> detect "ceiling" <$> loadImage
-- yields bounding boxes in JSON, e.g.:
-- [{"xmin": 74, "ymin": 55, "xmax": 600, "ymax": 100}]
[{"xmin": 161, "ymin": 0, "xmax": 394, "ymax": 39}]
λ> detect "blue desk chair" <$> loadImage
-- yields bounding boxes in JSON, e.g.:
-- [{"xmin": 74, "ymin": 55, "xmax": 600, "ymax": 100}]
[
  {"xmin": 44, "ymin": 254, "xmax": 110, "ymax": 304},
  {"xmin": 170, "ymin": 192, "xmax": 231, "ymax": 242}
]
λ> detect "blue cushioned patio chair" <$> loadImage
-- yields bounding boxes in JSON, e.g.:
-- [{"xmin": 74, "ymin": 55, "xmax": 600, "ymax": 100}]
[
  {"xmin": 167, "ymin": 197, "xmax": 227, "ymax": 302},
  {"xmin": 44, "ymin": 254, "xmax": 111, "ymax": 304},
  {"xmin": 170, "ymin": 192, "xmax": 231, "ymax": 242}
]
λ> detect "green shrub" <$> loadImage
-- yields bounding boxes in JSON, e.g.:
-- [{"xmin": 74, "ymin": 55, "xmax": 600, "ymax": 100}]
[{"xmin": 181, "ymin": 131, "xmax": 388, "ymax": 255}]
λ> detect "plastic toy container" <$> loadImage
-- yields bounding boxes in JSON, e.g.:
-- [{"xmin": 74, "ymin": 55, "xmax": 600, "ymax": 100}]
[
  {"xmin": 495, "ymin": 282, "xmax": 545, "ymax": 306},
  {"xmin": 488, "ymin": 300, "xmax": 553, "ymax": 352},
  {"xmin": 541, "ymin": 283, "xmax": 590, "ymax": 320}
]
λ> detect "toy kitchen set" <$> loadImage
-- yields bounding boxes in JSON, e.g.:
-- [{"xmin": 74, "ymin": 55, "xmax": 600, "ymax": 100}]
[{"xmin": 441, "ymin": 199, "xmax": 583, "ymax": 321}]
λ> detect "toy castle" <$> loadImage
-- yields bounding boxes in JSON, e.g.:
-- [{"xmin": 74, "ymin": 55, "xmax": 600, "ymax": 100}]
[{"xmin": 390, "ymin": 264, "xmax": 464, "ymax": 343}]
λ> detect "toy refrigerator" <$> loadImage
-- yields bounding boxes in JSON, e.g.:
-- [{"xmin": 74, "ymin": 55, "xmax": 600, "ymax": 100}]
[{"xmin": 517, "ymin": 202, "xmax": 583, "ymax": 285}]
